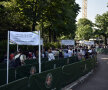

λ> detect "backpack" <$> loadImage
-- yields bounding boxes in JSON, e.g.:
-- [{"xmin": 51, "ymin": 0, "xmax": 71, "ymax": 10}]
[{"xmin": 14, "ymin": 54, "xmax": 21, "ymax": 67}]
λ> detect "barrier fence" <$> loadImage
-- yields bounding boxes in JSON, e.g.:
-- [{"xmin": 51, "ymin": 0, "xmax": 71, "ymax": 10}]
[
  {"xmin": 0, "ymin": 63, "xmax": 7, "ymax": 69},
  {"xmin": 0, "ymin": 56, "xmax": 78, "ymax": 69},
  {"xmin": 0, "ymin": 69, "xmax": 15, "ymax": 86},
  {"xmin": 0, "ymin": 57, "xmax": 97, "ymax": 90},
  {"xmin": 97, "ymin": 48, "xmax": 108, "ymax": 54},
  {"xmin": 0, "ymin": 56, "xmax": 78, "ymax": 85}
]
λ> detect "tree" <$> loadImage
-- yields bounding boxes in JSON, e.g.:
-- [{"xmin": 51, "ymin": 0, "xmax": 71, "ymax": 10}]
[
  {"xmin": 16, "ymin": 0, "xmax": 48, "ymax": 31},
  {"xmin": 42, "ymin": 0, "xmax": 80, "ymax": 42},
  {"xmin": 0, "ymin": 0, "xmax": 80, "ymax": 43},
  {"xmin": 16, "ymin": 0, "xmax": 80, "ymax": 42},
  {"xmin": 0, "ymin": 0, "xmax": 31, "ymax": 32},
  {"xmin": 75, "ymin": 18, "xmax": 93, "ymax": 40},
  {"xmin": 95, "ymin": 11, "xmax": 108, "ymax": 45}
]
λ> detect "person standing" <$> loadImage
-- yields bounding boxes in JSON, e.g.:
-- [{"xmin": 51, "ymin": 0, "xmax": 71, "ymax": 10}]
[
  {"xmin": 64, "ymin": 50, "xmax": 69, "ymax": 58},
  {"xmin": 59, "ymin": 49, "xmax": 63, "ymax": 59},
  {"xmin": 48, "ymin": 49, "xmax": 55, "ymax": 61},
  {"xmin": 14, "ymin": 51, "xmax": 22, "ymax": 67},
  {"xmin": 10, "ymin": 53, "xmax": 14, "ymax": 61},
  {"xmin": 77, "ymin": 49, "xmax": 82, "ymax": 60},
  {"xmin": 68, "ymin": 48, "xmax": 73, "ymax": 57},
  {"xmin": 81, "ymin": 49, "xmax": 86, "ymax": 60}
]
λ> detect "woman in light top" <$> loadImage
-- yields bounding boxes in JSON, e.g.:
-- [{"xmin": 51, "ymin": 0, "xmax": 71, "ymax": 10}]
[{"xmin": 48, "ymin": 49, "xmax": 55, "ymax": 61}]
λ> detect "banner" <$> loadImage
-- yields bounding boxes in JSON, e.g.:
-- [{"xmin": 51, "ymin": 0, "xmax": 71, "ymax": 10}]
[
  {"xmin": 84, "ymin": 41, "xmax": 94, "ymax": 45},
  {"xmin": 61, "ymin": 40, "xmax": 75, "ymax": 45},
  {"xmin": 10, "ymin": 31, "xmax": 40, "ymax": 45},
  {"xmin": 79, "ymin": 40, "xmax": 94, "ymax": 45}
]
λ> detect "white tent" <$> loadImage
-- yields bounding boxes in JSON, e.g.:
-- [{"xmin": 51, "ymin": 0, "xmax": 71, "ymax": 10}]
[{"xmin": 7, "ymin": 31, "xmax": 41, "ymax": 84}]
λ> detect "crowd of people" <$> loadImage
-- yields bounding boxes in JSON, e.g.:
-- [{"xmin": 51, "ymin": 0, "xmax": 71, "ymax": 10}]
[
  {"xmin": 47, "ymin": 45, "xmax": 97, "ymax": 61},
  {"xmin": 2, "ymin": 45, "xmax": 97, "ymax": 68}
]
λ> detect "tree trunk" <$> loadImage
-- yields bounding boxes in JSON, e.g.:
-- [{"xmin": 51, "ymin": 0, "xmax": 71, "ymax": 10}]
[
  {"xmin": 53, "ymin": 30, "xmax": 56, "ymax": 42},
  {"xmin": 41, "ymin": 18, "xmax": 44, "ymax": 38},
  {"xmin": 32, "ymin": 0, "xmax": 38, "ymax": 31},
  {"xmin": 32, "ymin": 21, "xmax": 36, "ymax": 31},
  {"xmin": 49, "ymin": 28, "xmax": 52, "ymax": 42},
  {"xmin": 104, "ymin": 35, "xmax": 107, "ymax": 46}
]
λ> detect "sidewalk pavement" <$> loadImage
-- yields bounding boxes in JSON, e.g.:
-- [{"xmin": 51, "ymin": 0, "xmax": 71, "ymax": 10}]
[{"xmin": 72, "ymin": 54, "xmax": 108, "ymax": 90}]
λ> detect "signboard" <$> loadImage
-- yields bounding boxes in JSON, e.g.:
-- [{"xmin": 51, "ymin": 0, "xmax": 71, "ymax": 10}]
[
  {"xmin": 10, "ymin": 31, "xmax": 40, "ymax": 45},
  {"xmin": 84, "ymin": 41, "xmax": 94, "ymax": 45},
  {"xmin": 79, "ymin": 40, "xmax": 94, "ymax": 45},
  {"xmin": 61, "ymin": 40, "xmax": 75, "ymax": 45},
  {"xmin": 10, "ymin": 38, "xmax": 43, "ymax": 45}
]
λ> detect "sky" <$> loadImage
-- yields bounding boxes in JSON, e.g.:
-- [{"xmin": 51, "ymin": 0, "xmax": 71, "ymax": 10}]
[{"xmin": 76, "ymin": 0, "xmax": 108, "ymax": 23}]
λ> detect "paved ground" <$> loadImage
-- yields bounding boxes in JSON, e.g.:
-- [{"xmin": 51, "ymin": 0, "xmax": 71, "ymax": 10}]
[{"xmin": 72, "ymin": 54, "xmax": 108, "ymax": 90}]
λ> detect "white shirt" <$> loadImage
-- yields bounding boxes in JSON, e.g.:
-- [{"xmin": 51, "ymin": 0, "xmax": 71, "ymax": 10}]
[
  {"xmin": 48, "ymin": 53, "xmax": 55, "ymax": 61},
  {"xmin": 14, "ymin": 54, "xmax": 26, "ymax": 62},
  {"xmin": 82, "ymin": 50, "xmax": 85, "ymax": 55},
  {"xmin": 52, "ymin": 50, "xmax": 59, "ymax": 56},
  {"xmin": 68, "ymin": 50, "xmax": 73, "ymax": 57},
  {"xmin": 88, "ymin": 50, "xmax": 92, "ymax": 53},
  {"xmin": 14, "ymin": 54, "xmax": 20, "ymax": 59}
]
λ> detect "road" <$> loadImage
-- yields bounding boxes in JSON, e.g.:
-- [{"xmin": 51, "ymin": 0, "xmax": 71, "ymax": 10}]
[{"xmin": 73, "ymin": 54, "xmax": 108, "ymax": 90}]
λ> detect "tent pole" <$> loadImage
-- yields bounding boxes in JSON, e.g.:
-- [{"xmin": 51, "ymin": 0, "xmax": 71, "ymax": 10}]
[
  {"xmin": 7, "ymin": 31, "xmax": 10, "ymax": 84},
  {"xmin": 39, "ymin": 31, "xmax": 41, "ymax": 73}
]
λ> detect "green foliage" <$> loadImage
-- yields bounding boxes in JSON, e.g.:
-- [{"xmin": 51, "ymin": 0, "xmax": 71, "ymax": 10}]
[
  {"xmin": 0, "ymin": 0, "xmax": 31, "ymax": 31},
  {"xmin": 0, "ymin": 0, "xmax": 80, "ymax": 42},
  {"xmin": 75, "ymin": 18, "xmax": 93, "ymax": 40},
  {"xmin": 95, "ymin": 12, "xmax": 108, "ymax": 35},
  {"xmin": 44, "ymin": 42, "xmax": 61, "ymax": 49},
  {"xmin": 77, "ymin": 18, "xmax": 93, "ymax": 27},
  {"xmin": 95, "ymin": 11, "xmax": 108, "ymax": 45}
]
